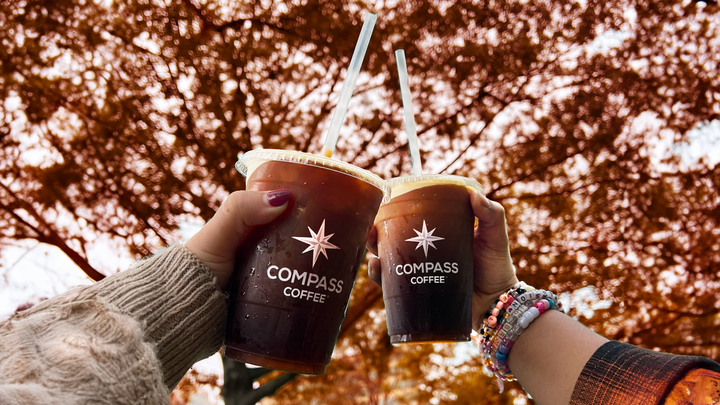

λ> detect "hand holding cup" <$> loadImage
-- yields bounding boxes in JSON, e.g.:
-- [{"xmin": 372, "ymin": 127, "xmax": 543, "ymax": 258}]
[
  {"xmin": 185, "ymin": 190, "xmax": 292, "ymax": 290},
  {"xmin": 367, "ymin": 189, "xmax": 519, "ymax": 333}
]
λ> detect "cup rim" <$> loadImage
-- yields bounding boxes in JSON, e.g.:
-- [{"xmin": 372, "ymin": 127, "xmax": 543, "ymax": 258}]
[
  {"xmin": 235, "ymin": 149, "xmax": 391, "ymax": 203},
  {"xmin": 387, "ymin": 174, "xmax": 482, "ymax": 192}
]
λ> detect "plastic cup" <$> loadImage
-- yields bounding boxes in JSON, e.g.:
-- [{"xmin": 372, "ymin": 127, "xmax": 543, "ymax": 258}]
[
  {"xmin": 374, "ymin": 174, "xmax": 481, "ymax": 344},
  {"xmin": 224, "ymin": 150, "xmax": 390, "ymax": 374}
]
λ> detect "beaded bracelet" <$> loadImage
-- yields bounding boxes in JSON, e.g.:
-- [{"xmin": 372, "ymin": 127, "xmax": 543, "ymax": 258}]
[{"xmin": 472, "ymin": 282, "xmax": 564, "ymax": 392}]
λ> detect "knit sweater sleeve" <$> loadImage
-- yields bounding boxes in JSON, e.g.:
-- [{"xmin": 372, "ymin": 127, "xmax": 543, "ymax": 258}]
[{"xmin": 0, "ymin": 244, "xmax": 227, "ymax": 405}]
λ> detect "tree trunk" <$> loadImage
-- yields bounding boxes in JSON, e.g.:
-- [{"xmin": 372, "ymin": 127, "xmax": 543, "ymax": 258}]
[{"xmin": 221, "ymin": 356, "xmax": 298, "ymax": 405}]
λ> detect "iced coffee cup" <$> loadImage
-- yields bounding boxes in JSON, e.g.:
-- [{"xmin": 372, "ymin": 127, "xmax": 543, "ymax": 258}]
[
  {"xmin": 224, "ymin": 149, "xmax": 390, "ymax": 374},
  {"xmin": 375, "ymin": 174, "xmax": 481, "ymax": 344}
]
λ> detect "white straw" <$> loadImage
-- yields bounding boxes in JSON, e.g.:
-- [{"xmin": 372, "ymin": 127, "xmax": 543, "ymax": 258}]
[
  {"xmin": 395, "ymin": 49, "xmax": 422, "ymax": 175},
  {"xmin": 321, "ymin": 12, "xmax": 378, "ymax": 158}
]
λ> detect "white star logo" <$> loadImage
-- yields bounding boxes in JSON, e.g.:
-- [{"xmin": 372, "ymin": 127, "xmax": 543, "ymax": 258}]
[
  {"xmin": 293, "ymin": 220, "xmax": 340, "ymax": 267},
  {"xmin": 406, "ymin": 220, "xmax": 445, "ymax": 258}
]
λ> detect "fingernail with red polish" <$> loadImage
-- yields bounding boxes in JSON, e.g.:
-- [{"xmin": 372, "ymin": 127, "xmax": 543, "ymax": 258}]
[{"xmin": 266, "ymin": 190, "xmax": 291, "ymax": 207}]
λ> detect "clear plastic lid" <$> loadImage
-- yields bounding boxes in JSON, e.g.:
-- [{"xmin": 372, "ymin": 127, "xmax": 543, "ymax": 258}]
[
  {"xmin": 388, "ymin": 174, "xmax": 482, "ymax": 198},
  {"xmin": 236, "ymin": 149, "xmax": 391, "ymax": 203}
]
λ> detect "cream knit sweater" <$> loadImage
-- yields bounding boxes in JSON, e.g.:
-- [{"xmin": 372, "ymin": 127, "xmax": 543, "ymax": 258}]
[{"xmin": 0, "ymin": 244, "xmax": 227, "ymax": 404}]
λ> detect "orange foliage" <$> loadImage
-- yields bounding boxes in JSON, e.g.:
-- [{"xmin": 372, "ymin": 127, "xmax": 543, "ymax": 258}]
[{"xmin": 1, "ymin": 0, "xmax": 719, "ymax": 403}]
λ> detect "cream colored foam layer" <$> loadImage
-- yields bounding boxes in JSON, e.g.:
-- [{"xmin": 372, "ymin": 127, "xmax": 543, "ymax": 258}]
[
  {"xmin": 388, "ymin": 174, "xmax": 482, "ymax": 198},
  {"xmin": 235, "ymin": 149, "xmax": 391, "ymax": 203}
]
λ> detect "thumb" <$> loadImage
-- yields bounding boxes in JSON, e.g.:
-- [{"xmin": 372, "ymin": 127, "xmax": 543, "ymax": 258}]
[
  {"xmin": 185, "ymin": 189, "xmax": 291, "ymax": 286},
  {"xmin": 212, "ymin": 189, "xmax": 291, "ymax": 247},
  {"xmin": 470, "ymin": 190, "xmax": 510, "ymax": 254}
]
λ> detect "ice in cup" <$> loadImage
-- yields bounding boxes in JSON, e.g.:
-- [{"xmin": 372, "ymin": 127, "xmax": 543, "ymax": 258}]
[
  {"xmin": 375, "ymin": 174, "xmax": 481, "ymax": 344},
  {"xmin": 224, "ymin": 150, "xmax": 390, "ymax": 374}
]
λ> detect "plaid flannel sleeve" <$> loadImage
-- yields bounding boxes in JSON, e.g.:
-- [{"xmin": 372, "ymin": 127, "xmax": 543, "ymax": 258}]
[{"xmin": 570, "ymin": 340, "xmax": 720, "ymax": 405}]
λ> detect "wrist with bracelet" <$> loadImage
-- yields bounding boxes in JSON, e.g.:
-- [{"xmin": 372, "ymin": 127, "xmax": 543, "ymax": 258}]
[{"xmin": 471, "ymin": 281, "xmax": 565, "ymax": 392}]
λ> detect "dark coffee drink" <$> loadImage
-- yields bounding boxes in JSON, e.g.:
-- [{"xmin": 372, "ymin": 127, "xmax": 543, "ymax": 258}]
[
  {"xmin": 224, "ymin": 150, "xmax": 388, "ymax": 374},
  {"xmin": 375, "ymin": 175, "xmax": 479, "ymax": 344}
]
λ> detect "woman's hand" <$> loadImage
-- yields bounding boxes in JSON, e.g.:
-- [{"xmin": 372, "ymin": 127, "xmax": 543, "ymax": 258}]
[
  {"xmin": 367, "ymin": 190, "xmax": 518, "ymax": 330},
  {"xmin": 185, "ymin": 190, "xmax": 291, "ymax": 290}
]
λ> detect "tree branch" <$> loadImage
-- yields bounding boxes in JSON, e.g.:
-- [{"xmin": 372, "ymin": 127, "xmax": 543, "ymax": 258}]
[
  {"xmin": 486, "ymin": 146, "xmax": 587, "ymax": 199},
  {"xmin": 492, "ymin": 178, "xmax": 620, "ymax": 201},
  {"xmin": 242, "ymin": 372, "xmax": 298, "ymax": 405},
  {"xmin": 245, "ymin": 367, "xmax": 276, "ymax": 381},
  {"xmin": 359, "ymin": 89, "xmax": 489, "ymax": 171},
  {"xmin": 180, "ymin": 0, "xmax": 304, "ymax": 42},
  {"xmin": 440, "ymin": 88, "xmax": 528, "ymax": 174},
  {"xmin": 0, "ymin": 183, "xmax": 105, "ymax": 281},
  {"xmin": 301, "ymin": 67, "xmax": 343, "ymax": 153},
  {"xmin": 216, "ymin": 18, "xmax": 304, "ymax": 42}
]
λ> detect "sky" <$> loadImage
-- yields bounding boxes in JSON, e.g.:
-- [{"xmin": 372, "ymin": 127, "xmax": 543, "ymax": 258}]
[{"xmin": 1, "ymin": 5, "xmax": 720, "ymax": 401}]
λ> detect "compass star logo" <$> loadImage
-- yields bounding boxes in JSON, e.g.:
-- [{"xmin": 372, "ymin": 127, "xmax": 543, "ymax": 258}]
[
  {"xmin": 406, "ymin": 220, "xmax": 445, "ymax": 258},
  {"xmin": 293, "ymin": 219, "xmax": 340, "ymax": 267}
]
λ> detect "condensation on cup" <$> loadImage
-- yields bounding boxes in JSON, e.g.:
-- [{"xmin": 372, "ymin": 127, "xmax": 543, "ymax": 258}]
[
  {"xmin": 375, "ymin": 174, "xmax": 481, "ymax": 344},
  {"xmin": 224, "ymin": 149, "xmax": 390, "ymax": 374}
]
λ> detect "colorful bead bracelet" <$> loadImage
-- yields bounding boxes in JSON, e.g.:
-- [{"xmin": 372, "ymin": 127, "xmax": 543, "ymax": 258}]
[{"xmin": 472, "ymin": 282, "xmax": 564, "ymax": 392}]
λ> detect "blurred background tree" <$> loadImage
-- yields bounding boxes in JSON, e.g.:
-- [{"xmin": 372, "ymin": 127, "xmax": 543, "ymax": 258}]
[{"xmin": 1, "ymin": 0, "xmax": 719, "ymax": 403}]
